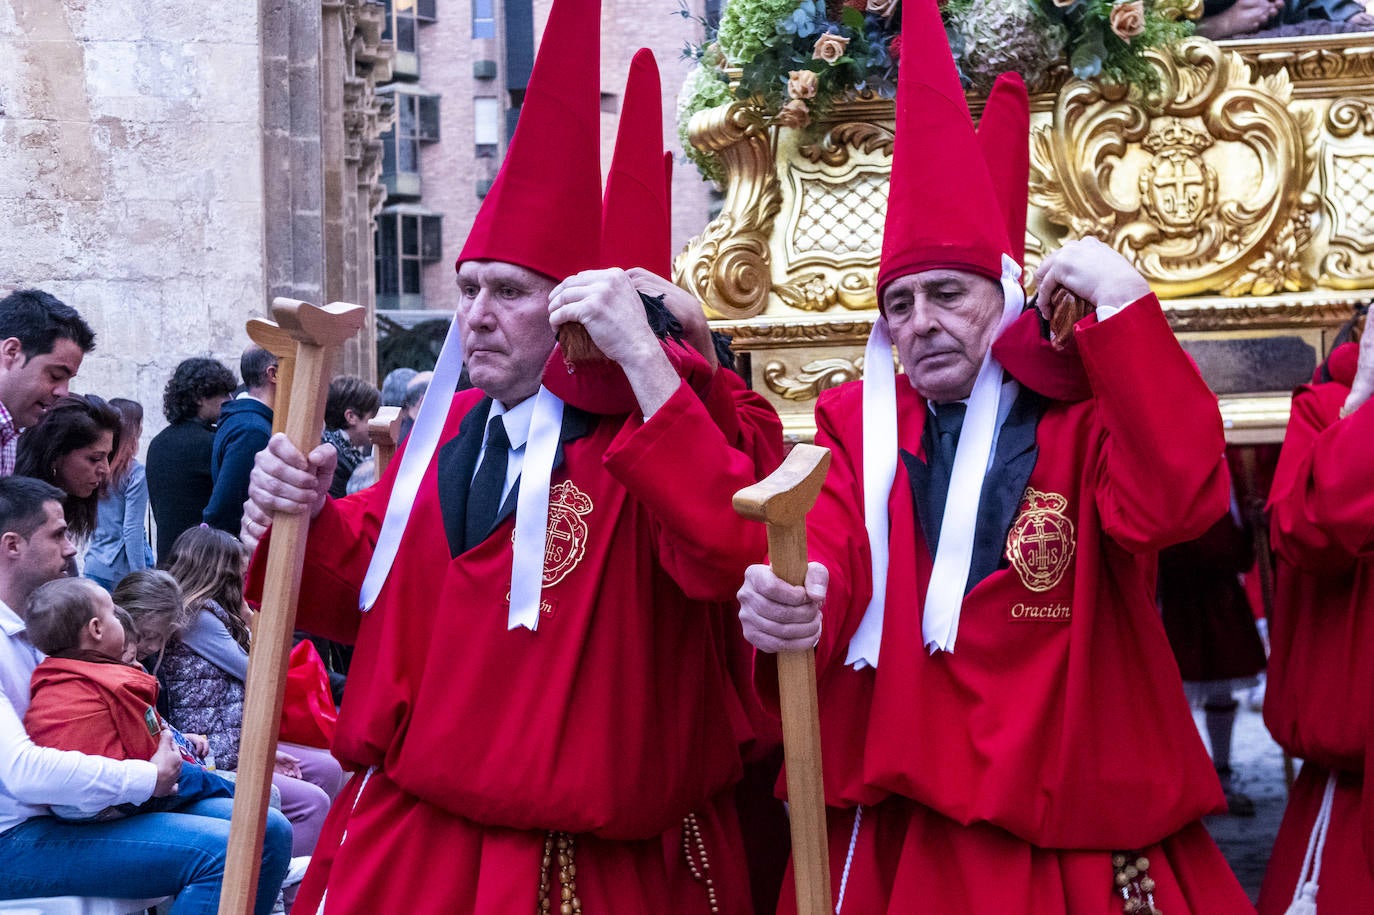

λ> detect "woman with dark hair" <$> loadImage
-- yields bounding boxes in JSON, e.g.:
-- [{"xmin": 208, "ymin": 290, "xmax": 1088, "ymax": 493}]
[
  {"xmin": 145, "ymin": 357, "xmax": 237, "ymax": 559},
  {"xmin": 84, "ymin": 398, "xmax": 151, "ymax": 591},
  {"xmin": 15, "ymin": 393, "xmax": 121, "ymax": 544}
]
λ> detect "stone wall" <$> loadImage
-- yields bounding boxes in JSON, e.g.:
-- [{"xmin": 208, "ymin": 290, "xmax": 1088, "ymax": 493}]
[{"xmin": 0, "ymin": 0, "xmax": 266, "ymax": 441}]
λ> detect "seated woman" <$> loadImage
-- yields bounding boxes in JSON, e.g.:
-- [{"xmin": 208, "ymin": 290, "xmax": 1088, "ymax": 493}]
[
  {"xmin": 15, "ymin": 394, "xmax": 122, "ymax": 573},
  {"xmin": 159, "ymin": 525, "xmax": 344, "ymax": 856}
]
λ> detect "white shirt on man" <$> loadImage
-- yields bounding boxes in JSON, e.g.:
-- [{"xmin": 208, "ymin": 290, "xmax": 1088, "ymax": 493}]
[{"xmin": 0, "ymin": 599, "xmax": 156, "ymax": 835}]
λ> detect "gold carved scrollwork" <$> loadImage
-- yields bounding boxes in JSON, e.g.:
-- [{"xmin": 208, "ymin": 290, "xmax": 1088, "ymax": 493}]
[
  {"xmin": 1029, "ymin": 38, "xmax": 1320, "ymax": 297},
  {"xmin": 1320, "ymin": 97, "xmax": 1374, "ymax": 288},
  {"xmin": 675, "ymin": 102, "xmax": 782, "ymax": 320},
  {"xmin": 796, "ymin": 121, "xmax": 895, "ymax": 168},
  {"xmin": 763, "ymin": 357, "xmax": 866, "ymax": 401}
]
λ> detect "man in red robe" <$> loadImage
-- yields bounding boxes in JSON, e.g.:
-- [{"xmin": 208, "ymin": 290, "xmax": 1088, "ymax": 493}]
[
  {"xmin": 240, "ymin": 4, "xmax": 772, "ymax": 912},
  {"xmin": 734, "ymin": 1, "xmax": 1253, "ymax": 910},
  {"xmin": 1257, "ymin": 319, "xmax": 1374, "ymax": 913}
]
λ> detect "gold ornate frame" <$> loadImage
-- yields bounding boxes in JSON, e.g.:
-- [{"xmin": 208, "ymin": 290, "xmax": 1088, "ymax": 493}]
[{"xmin": 677, "ymin": 34, "xmax": 1374, "ymax": 442}]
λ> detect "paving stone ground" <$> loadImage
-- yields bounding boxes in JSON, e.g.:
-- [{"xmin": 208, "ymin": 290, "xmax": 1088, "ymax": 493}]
[{"xmin": 1195, "ymin": 685, "xmax": 1290, "ymax": 904}]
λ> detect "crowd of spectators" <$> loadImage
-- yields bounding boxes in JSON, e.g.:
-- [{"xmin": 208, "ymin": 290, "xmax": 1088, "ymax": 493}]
[{"xmin": 0, "ymin": 288, "xmax": 398, "ymax": 913}]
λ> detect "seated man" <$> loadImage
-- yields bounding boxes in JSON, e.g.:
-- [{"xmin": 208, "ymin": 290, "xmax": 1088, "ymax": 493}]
[
  {"xmin": 736, "ymin": 2, "xmax": 1253, "ymax": 910},
  {"xmin": 0, "ymin": 476, "xmax": 291, "ymax": 913}
]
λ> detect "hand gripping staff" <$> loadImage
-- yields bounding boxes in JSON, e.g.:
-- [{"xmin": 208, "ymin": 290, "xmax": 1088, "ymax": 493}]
[
  {"xmin": 733, "ymin": 443, "xmax": 833, "ymax": 915},
  {"xmin": 219, "ymin": 299, "xmax": 365, "ymax": 915}
]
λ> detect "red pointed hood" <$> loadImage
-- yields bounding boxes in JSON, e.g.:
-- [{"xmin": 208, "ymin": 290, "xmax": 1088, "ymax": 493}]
[
  {"xmin": 976, "ymin": 72, "xmax": 1030, "ymax": 265},
  {"xmin": 601, "ymin": 49, "xmax": 671, "ymax": 277},
  {"xmin": 877, "ymin": 0, "xmax": 1011, "ymax": 296},
  {"xmin": 457, "ymin": 0, "xmax": 602, "ymax": 281}
]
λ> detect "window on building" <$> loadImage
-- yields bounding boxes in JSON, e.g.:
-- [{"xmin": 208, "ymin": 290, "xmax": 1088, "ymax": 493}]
[
  {"xmin": 473, "ymin": 0, "xmax": 496, "ymax": 38},
  {"xmin": 376, "ymin": 210, "xmax": 444, "ymax": 310},
  {"xmin": 474, "ymin": 97, "xmax": 500, "ymax": 157},
  {"xmin": 378, "ymin": 88, "xmax": 440, "ymax": 199},
  {"xmin": 384, "ymin": 0, "xmax": 424, "ymax": 78}
]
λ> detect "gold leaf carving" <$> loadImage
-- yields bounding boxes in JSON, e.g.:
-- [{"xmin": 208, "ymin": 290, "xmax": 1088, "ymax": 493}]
[
  {"xmin": 763, "ymin": 357, "xmax": 865, "ymax": 401},
  {"xmin": 674, "ymin": 102, "xmax": 782, "ymax": 320},
  {"xmin": 1327, "ymin": 97, "xmax": 1374, "ymax": 138},
  {"xmin": 797, "ymin": 121, "xmax": 895, "ymax": 167},
  {"xmin": 1029, "ymin": 39, "xmax": 1318, "ymax": 297}
]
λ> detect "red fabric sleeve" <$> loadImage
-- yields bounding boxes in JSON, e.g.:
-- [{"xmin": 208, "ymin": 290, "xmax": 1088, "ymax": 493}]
[
  {"xmin": 1268, "ymin": 382, "xmax": 1374, "ymax": 572},
  {"xmin": 1075, "ymin": 293, "xmax": 1230, "ymax": 552},
  {"xmin": 603, "ymin": 381, "xmax": 769, "ymax": 602}
]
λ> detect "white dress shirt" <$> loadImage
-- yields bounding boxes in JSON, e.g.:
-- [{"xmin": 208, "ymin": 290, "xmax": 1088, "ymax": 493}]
[
  {"xmin": 0, "ymin": 600, "xmax": 156, "ymax": 835},
  {"xmin": 474, "ymin": 395, "xmax": 537, "ymax": 506}
]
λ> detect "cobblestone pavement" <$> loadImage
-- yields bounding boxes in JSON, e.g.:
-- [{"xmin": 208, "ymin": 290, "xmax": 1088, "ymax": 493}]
[{"xmin": 1195, "ymin": 690, "xmax": 1289, "ymax": 904}]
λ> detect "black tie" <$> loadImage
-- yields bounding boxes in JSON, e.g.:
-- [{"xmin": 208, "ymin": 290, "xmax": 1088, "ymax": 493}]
[
  {"xmin": 925, "ymin": 401, "xmax": 966, "ymax": 544},
  {"xmin": 465, "ymin": 415, "xmax": 510, "ymax": 550}
]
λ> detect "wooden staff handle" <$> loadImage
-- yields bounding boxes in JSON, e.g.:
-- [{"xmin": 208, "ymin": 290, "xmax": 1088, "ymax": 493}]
[
  {"xmin": 245, "ymin": 318, "xmax": 298, "ymax": 437},
  {"xmin": 734, "ymin": 444, "xmax": 833, "ymax": 915},
  {"xmin": 368, "ymin": 405, "xmax": 404, "ymax": 478},
  {"xmin": 219, "ymin": 299, "xmax": 365, "ymax": 915}
]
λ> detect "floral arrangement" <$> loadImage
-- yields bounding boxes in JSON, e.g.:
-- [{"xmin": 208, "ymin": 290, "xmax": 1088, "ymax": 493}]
[{"xmin": 676, "ymin": 0, "xmax": 1194, "ymax": 181}]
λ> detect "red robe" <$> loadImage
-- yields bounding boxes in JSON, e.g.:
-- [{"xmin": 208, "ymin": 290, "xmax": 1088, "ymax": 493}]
[
  {"xmin": 253, "ymin": 381, "xmax": 768, "ymax": 914},
  {"xmin": 1257, "ymin": 341, "xmax": 1374, "ymax": 913},
  {"xmin": 25, "ymin": 657, "xmax": 160, "ymax": 761},
  {"xmin": 761, "ymin": 295, "xmax": 1251, "ymax": 913}
]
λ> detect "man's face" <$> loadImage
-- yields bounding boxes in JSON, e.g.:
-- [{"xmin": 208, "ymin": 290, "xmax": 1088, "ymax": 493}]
[
  {"xmin": 197, "ymin": 394, "xmax": 231, "ymax": 423},
  {"xmin": 14, "ymin": 502, "xmax": 77, "ymax": 593},
  {"xmin": 882, "ymin": 269, "xmax": 1004, "ymax": 404},
  {"xmin": 0, "ymin": 338, "xmax": 84, "ymax": 429},
  {"xmin": 456, "ymin": 260, "xmax": 558, "ymax": 406}
]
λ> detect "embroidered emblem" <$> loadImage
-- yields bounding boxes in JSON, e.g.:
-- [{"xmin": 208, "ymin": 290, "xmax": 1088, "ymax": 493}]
[
  {"xmin": 542, "ymin": 480, "xmax": 593, "ymax": 586},
  {"xmin": 1004, "ymin": 488, "xmax": 1076, "ymax": 593}
]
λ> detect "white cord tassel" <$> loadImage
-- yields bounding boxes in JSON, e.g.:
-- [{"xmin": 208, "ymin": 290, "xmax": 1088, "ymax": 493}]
[
  {"xmin": 835, "ymin": 804, "xmax": 862, "ymax": 914},
  {"xmin": 1284, "ymin": 770, "xmax": 1338, "ymax": 915}
]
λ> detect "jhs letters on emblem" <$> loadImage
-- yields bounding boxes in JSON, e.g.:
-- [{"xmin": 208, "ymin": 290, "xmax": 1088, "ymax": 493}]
[
  {"xmin": 541, "ymin": 480, "xmax": 593, "ymax": 586},
  {"xmin": 1004, "ymin": 487, "xmax": 1076, "ymax": 593}
]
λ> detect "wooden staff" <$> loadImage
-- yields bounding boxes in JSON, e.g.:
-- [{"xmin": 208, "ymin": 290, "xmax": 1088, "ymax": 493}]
[
  {"xmin": 368, "ymin": 405, "xmax": 404, "ymax": 477},
  {"xmin": 733, "ymin": 444, "xmax": 833, "ymax": 915},
  {"xmin": 219, "ymin": 299, "xmax": 365, "ymax": 915},
  {"xmin": 245, "ymin": 318, "xmax": 298, "ymax": 437}
]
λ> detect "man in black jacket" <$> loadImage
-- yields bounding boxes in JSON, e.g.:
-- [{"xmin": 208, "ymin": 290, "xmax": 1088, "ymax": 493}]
[
  {"xmin": 203, "ymin": 346, "xmax": 276, "ymax": 536},
  {"xmin": 146, "ymin": 358, "xmax": 237, "ymax": 559}
]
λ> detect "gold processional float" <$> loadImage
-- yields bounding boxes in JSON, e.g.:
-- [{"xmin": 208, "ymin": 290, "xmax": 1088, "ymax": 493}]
[{"xmin": 674, "ymin": 31, "xmax": 1374, "ymax": 443}]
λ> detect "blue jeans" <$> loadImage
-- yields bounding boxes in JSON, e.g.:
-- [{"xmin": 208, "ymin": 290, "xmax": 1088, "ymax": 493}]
[{"xmin": 0, "ymin": 798, "xmax": 292, "ymax": 915}]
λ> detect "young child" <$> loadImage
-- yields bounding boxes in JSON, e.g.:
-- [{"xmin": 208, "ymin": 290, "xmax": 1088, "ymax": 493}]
[{"xmin": 23, "ymin": 577, "xmax": 232, "ymax": 819}]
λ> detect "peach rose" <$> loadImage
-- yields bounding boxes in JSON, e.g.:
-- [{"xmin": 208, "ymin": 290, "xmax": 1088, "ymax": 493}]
[
  {"xmin": 787, "ymin": 70, "xmax": 819, "ymax": 100},
  {"xmin": 1051, "ymin": 0, "xmax": 1076, "ymax": 7},
  {"xmin": 866, "ymin": 0, "xmax": 899, "ymax": 19},
  {"xmin": 812, "ymin": 32, "xmax": 851, "ymax": 65},
  {"xmin": 777, "ymin": 99, "xmax": 811, "ymax": 129},
  {"xmin": 1109, "ymin": 0, "xmax": 1146, "ymax": 41}
]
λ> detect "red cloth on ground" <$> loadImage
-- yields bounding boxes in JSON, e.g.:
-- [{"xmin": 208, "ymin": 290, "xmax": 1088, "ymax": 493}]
[
  {"xmin": 1261, "ymin": 341, "xmax": 1374, "ymax": 893},
  {"xmin": 250, "ymin": 380, "xmax": 767, "ymax": 912},
  {"xmin": 25, "ymin": 657, "xmax": 160, "ymax": 761},
  {"xmin": 759, "ymin": 295, "xmax": 1247, "ymax": 910}
]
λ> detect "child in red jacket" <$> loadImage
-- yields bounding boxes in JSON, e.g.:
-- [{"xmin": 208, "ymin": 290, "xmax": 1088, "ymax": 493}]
[{"xmin": 23, "ymin": 577, "xmax": 230, "ymax": 819}]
